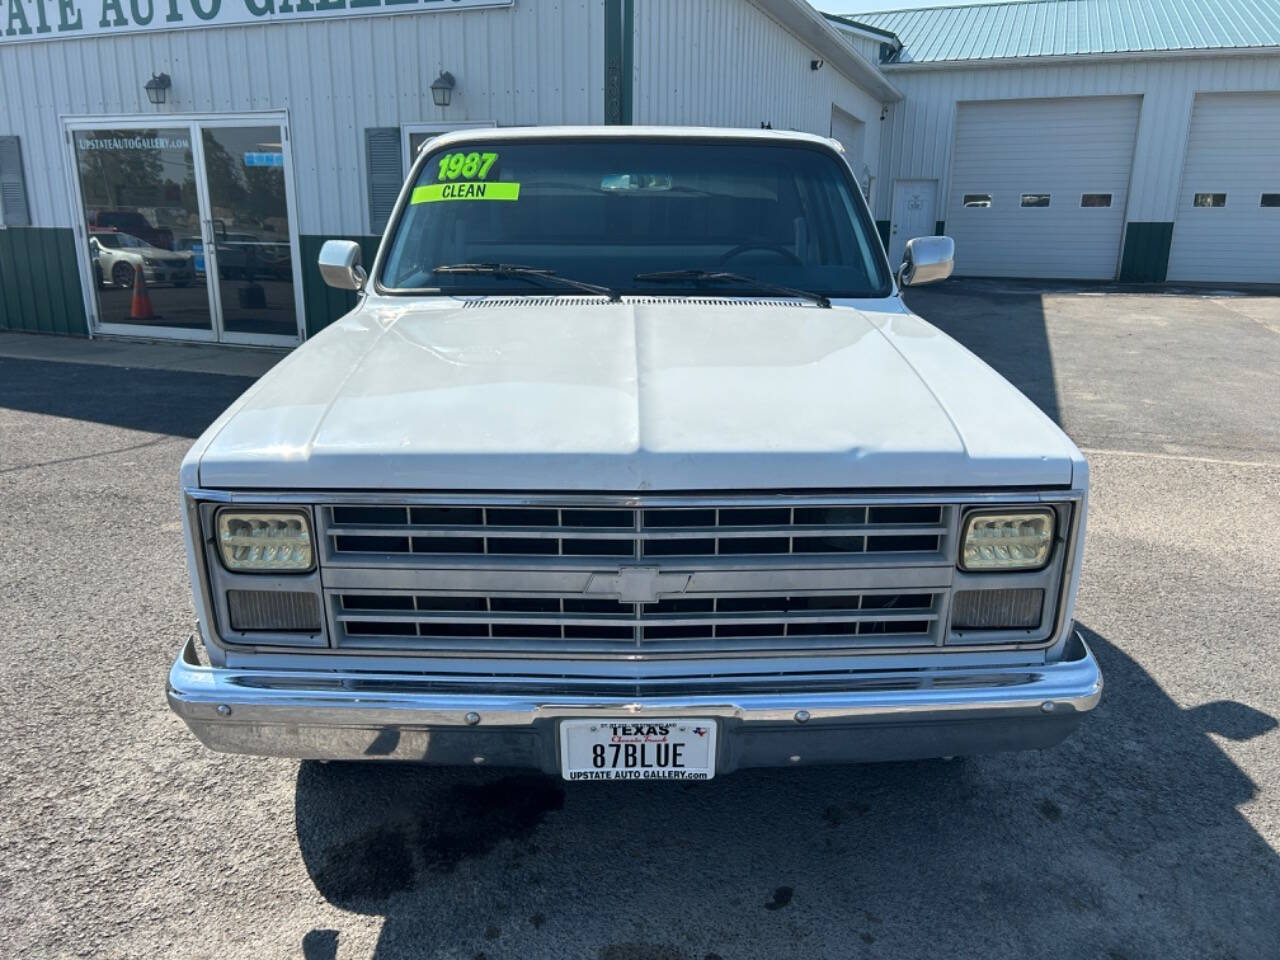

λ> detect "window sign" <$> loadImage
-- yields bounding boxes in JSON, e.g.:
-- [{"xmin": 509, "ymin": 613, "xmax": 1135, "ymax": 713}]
[{"xmin": 0, "ymin": 0, "xmax": 512, "ymax": 46}]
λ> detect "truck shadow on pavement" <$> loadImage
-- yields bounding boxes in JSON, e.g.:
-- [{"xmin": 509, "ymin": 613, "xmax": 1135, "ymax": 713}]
[
  {"xmin": 294, "ymin": 626, "xmax": 1279, "ymax": 960},
  {"xmin": 904, "ymin": 280, "xmax": 1062, "ymax": 427},
  {"xmin": 0, "ymin": 356, "xmax": 255, "ymax": 440}
]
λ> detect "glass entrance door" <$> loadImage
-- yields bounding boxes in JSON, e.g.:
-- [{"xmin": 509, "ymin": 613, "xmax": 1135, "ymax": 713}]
[
  {"xmin": 74, "ymin": 127, "xmax": 213, "ymax": 337},
  {"xmin": 198, "ymin": 124, "xmax": 301, "ymax": 343},
  {"xmin": 70, "ymin": 116, "xmax": 303, "ymax": 346}
]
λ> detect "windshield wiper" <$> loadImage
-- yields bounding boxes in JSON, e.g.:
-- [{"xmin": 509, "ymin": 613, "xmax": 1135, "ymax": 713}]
[
  {"xmin": 631, "ymin": 269, "xmax": 830, "ymax": 308},
  {"xmin": 434, "ymin": 263, "xmax": 619, "ymax": 301}
]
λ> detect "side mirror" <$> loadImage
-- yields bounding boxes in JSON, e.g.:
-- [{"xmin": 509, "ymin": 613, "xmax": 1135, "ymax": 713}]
[
  {"xmin": 898, "ymin": 235, "xmax": 955, "ymax": 288},
  {"xmin": 318, "ymin": 239, "xmax": 367, "ymax": 291}
]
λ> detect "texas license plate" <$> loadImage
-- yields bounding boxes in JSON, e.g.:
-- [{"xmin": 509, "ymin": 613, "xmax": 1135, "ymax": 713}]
[{"xmin": 559, "ymin": 719, "xmax": 717, "ymax": 781}]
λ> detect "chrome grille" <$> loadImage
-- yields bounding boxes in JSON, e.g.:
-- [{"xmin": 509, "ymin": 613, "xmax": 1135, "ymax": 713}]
[
  {"xmin": 329, "ymin": 589, "xmax": 942, "ymax": 654},
  {"xmin": 323, "ymin": 504, "xmax": 947, "ymax": 561},
  {"xmin": 314, "ymin": 498, "xmax": 959, "ymax": 657},
  {"xmin": 201, "ymin": 492, "xmax": 1075, "ymax": 659}
]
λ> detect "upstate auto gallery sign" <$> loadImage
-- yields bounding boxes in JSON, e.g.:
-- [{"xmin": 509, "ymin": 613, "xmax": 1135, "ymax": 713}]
[{"xmin": 0, "ymin": 0, "xmax": 510, "ymax": 43}]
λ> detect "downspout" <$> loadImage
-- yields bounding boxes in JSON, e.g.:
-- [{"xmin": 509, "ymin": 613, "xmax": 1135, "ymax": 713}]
[{"xmin": 604, "ymin": 0, "xmax": 634, "ymax": 125}]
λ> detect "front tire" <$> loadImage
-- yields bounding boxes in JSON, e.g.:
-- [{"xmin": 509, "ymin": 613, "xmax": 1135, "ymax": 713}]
[{"xmin": 111, "ymin": 261, "xmax": 135, "ymax": 289}]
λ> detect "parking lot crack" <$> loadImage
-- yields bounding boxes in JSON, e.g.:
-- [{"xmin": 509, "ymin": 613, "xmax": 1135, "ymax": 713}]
[{"xmin": 0, "ymin": 435, "xmax": 180, "ymax": 476}]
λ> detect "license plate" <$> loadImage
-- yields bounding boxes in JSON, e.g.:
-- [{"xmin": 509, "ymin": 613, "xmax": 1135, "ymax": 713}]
[{"xmin": 559, "ymin": 719, "xmax": 716, "ymax": 781}]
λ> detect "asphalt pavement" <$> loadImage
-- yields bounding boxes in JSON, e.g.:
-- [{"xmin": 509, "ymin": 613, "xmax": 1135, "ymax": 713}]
[{"xmin": 1, "ymin": 281, "xmax": 1277, "ymax": 959}]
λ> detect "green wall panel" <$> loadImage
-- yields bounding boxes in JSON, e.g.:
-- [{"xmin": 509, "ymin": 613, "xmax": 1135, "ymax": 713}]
[
  {"xmin": 0, "ymin": 227, "xmax": 87, "ymax": 336},
  {"xmin": 1118, "ymin": 222, "xmax": 1174, "ymax": 283},
  {"xmin": 298, "ymin": 234, "xmax": 380, "ymax": 338}
]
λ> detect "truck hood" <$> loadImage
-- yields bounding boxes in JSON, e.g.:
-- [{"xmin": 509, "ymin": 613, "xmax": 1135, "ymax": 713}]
[{"xmin": 189, "ymin": 299, "xmax": 1080, "ymax": 491}]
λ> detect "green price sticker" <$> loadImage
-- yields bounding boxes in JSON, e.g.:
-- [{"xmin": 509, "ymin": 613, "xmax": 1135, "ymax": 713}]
[
  {"xmin": 412, "ymin": 182, "xmax": 521, "ymax": 203},
  {"xmin": 436, "ymin": 151, "xmax": 499, "ymax": 181}
]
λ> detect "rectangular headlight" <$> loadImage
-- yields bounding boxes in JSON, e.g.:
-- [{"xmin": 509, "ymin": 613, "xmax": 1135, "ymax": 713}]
[
  {"xmin": 216, "ymin": 509, "xmax": 314, "ymax": 572},
  {"xmin": 960, "ymin": 509, "xmax": 1054, "ymax": 571}
]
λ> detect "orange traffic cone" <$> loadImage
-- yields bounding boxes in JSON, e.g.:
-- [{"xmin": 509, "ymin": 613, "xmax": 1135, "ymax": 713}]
[{"xmin": 130, "ymin": 264, "xmax": 154, "ymax": 322}]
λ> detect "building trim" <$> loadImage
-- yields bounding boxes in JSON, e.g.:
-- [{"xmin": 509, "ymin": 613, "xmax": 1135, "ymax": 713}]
[
  {"xmin": 882, "ymin": 45, "xmax": 1280, "ymax": 72},
  {"xmin": 1118, "ymin": 222, "xmax": 1174, "ymax": 283},
  {"xmin": 820, "ymin": 13, "xmax": 901, "ymax": 44}
]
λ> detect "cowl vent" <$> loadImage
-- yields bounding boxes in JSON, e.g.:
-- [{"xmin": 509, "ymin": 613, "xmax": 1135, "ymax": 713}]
[{"xmin": 462, "ymin": 296, "xmax": 807, "ymax": 308}]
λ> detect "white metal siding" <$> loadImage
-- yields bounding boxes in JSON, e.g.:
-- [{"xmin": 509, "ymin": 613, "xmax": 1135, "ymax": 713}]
[
  {"xmin": 945, "ymin": 96, "xmax": 1139, "ymax": 279},
  {"xmin": 874, "ymin": 54, "xmax": 1280, "ymax": 224},
  {"xmin": 632, "ymin": 0, "xmax": 884, "ymax": 185},
  {"xmin": 1167, "ymin": 92, "xmax": 1280, "ymax": 284},
  {"xmin": 0, "ymin": 2, "xmax": 605, "ymax": 233}
]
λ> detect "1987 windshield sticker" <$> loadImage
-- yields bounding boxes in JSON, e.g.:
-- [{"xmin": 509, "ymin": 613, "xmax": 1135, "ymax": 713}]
[{"xmin": 436, "ymin": 151, "xmax": 499, "ymax": 181}]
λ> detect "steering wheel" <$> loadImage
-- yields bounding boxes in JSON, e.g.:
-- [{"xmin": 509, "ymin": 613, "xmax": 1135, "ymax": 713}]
[{"xmin": 717, "ymin": 242, "xmax": 803, "ymax": 267}]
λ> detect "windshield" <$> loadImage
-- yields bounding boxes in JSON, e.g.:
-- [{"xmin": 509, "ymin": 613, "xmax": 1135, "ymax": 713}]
[{"xmin": 380, "ymin": 138, "xmax": 891, "ymax": 298}]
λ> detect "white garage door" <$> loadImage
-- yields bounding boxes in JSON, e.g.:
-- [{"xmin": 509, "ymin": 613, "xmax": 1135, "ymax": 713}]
[
  {"xmin": 1167, "ymin": 93, "xmax": 1280, "ymax": 284},
  {"xmin": 945, "ymin": 97, "xmax": 1140, "ymax": 279}
]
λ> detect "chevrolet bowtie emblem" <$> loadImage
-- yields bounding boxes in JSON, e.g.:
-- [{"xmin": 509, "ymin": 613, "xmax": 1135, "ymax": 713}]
[{"xmin": 584, "ymin": 567, "xmax": 693, "ymax": 605}]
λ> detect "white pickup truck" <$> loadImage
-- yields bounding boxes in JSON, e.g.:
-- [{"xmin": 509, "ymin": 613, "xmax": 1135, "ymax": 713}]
[{"xmin": 167, "ymin": 126, "xmax": 1101, "ymax": 781}]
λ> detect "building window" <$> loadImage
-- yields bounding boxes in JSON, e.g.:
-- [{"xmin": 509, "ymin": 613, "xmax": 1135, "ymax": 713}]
[
  {"xmin": 401, "ymin": 122, "xmax": 497, "ymax": 172},
  {"xmin": 1081, "ymin": 193, "xmax": 1112, "ymax": 208},
  {"xmin": 1194, "ymin": 193, "xmax": 1227, "ymax": 208},
  {"xmin": 1261, "ymin": 194, "xmax": 1280, "ymax": 208},
  {"xmin": 1020, "ymin": 194, "xmax": 1051, "ymax": 208},
  {"xmin": 962, "ymin": 194, "xmax": 991, "ymax": 207}
]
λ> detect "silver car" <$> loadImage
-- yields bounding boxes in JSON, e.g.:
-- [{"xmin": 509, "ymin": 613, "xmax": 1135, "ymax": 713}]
[{"xmin": 89, "ymin": 232, "xmax": 196, "ymax": 288}]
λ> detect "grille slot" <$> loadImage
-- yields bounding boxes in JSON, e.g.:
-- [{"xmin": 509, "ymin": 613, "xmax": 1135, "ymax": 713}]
[
  {"xmin": 324, "ymin": 504, "xmax": 947, "ymax": 561},
  {"xmin": 330, "ymin": 590, "xmax": 942, "ymax": 654}
]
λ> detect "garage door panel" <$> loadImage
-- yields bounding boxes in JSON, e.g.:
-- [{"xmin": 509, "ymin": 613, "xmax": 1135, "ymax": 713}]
[
  {"xmin": 946, "ymin": 97, "xmax": 1140, "ymax": 280},
  {"xmin": 1168, "ymin": 93, "xmax": 1280, "ymax": 284}
]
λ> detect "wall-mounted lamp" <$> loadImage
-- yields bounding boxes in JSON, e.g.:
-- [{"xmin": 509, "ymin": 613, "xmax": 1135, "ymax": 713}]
[
  {"xmin": 810, "ymin": 59, "xmax": 824, "ymax": 71},
  {"xmin": 430, "ymin": 71, "xmax": 456, "ymax": 108},
  {"xmin": 144, "ymin": 73, "xmax": 172, "ymax": 106}
]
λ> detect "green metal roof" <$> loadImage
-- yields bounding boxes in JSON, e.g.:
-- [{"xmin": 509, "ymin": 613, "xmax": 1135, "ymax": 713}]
[{"xmin": 843, "ymin": 0, "xmax": 1280, "ymax": 63}]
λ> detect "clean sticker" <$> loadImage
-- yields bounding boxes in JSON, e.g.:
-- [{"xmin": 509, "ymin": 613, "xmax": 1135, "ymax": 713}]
[{"xmin": 412, "ymin": 182, "xmax": 521, "ymax": 203}]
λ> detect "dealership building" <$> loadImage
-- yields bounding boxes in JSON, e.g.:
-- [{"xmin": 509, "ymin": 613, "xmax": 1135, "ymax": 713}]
[{"xmin": 0, "ymin": 0, "xmax": 1277, "ymax": 347}]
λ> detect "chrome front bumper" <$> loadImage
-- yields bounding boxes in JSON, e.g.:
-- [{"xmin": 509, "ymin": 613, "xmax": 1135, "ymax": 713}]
[{"xmin": 167, "ymin": 633, "xmax": 1102, "ymax": 773}]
